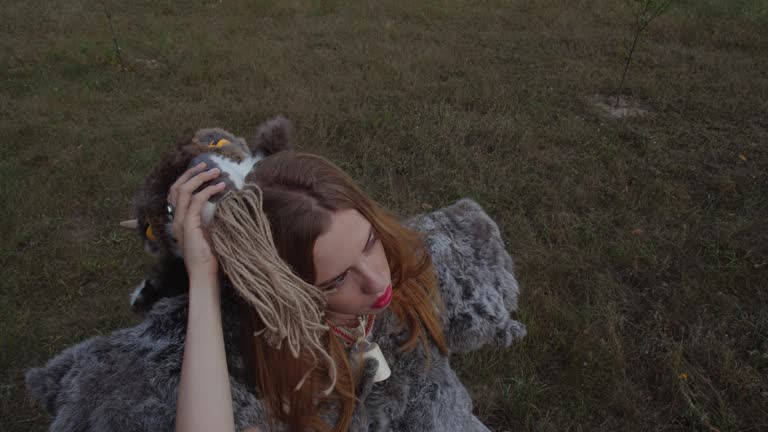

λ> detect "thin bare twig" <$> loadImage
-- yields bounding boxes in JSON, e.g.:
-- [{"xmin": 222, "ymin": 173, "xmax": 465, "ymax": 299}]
[
  {"xmin": 615, "ymin": 0, "xmax": 674, "ymax": 106},
  {"xmin": 101, "ymin": 0, "xmax": 126, "ymax": 69}
]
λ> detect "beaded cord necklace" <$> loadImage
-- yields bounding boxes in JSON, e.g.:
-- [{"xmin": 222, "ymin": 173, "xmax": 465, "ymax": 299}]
[
  {"xmin": 329, "ymin": 314, "xmax": 375, "ymax": 346},
  {"xmin": 328, "ymin": 314, "xmax": 391, "ymax": 382}
]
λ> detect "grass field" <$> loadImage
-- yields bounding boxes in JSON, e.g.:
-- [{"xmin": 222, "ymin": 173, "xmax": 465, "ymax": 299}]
[{"xmin": 2, "ymin": 0, "xmax": 767, "ymax": 430}]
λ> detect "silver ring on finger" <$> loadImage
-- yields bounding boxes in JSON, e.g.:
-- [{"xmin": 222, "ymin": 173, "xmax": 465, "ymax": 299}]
[{"xmin": 166, "ymin": 204, "xmax": 175, "ymax": 222}]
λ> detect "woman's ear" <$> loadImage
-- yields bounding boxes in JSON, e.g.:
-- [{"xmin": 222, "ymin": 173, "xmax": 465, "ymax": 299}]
[{"xmin": 250, "ymin": 116, "xmax": 294, "ymax": 157}]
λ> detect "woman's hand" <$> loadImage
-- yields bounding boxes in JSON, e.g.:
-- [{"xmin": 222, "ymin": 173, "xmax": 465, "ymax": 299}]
[{"xmin": 167, "ymin": 162, "xmax": 227, "ymax": 281}]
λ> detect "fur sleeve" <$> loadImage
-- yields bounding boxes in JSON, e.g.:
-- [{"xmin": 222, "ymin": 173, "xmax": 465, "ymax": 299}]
[
  {"xmin": 25, "ymin": 337, "xmax": 99, "ymax": 417},
  {"xmin": 24, "ymin": 296, "xmax": 267, "ymax": 432},
  {"xmin": 406, "ymin": 198, "xmax": 526, "ymax": 353}
]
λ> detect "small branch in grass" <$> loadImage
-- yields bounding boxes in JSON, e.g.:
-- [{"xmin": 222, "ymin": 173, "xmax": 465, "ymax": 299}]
[
  {"xmin": 101, "ymin": 0, "xmax": 126, "ymax": 70},
  {"xmin": 615, "ymin": 0, "xmax": 674, "ymax": 107}
]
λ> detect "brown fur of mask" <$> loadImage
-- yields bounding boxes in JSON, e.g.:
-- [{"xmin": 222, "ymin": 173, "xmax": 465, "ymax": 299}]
[{"xmin": 129, "ymin": 116, "xmax": 294, "ymax": 311}]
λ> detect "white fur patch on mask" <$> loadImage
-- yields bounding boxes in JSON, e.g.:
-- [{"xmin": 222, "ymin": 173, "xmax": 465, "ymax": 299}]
[
  {"xmin": 201, "ymin": 201, "xmax": 217, "ymax": 227},
  {"xmin": 208, "ymin": 153, "xmax": 260, "ymax": 190},
  {"xmin": 199, "ymin": 152, "xmax": 264, "ymax": 227}
]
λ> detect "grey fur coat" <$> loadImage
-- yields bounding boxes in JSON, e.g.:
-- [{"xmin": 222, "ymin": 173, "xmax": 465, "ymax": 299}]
[{"xmin": 26, "ymin": 198, "xmax": 526, "ymax": 432}]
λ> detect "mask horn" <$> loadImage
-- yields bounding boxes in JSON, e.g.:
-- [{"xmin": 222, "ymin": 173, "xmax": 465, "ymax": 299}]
[{"xmin": 120, "ymin": 219, "xmax": 139, "ymax": 229}]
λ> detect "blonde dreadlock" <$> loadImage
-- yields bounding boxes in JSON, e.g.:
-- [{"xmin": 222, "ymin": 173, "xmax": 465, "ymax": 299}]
[{"xmin": 210, "ymin": 185, "xmax": 337, "ymax": 395}]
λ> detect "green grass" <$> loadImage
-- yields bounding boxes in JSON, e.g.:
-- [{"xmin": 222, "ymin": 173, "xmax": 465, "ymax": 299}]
[{"xmin": 2, "ymin": 0, "xmax": 767, "ymax": 430}]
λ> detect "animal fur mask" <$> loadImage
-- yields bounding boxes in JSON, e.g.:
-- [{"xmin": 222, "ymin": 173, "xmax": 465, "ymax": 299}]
[
  {"xmin": 134, "ymin": 116, "xmax": 294, "ymax": 257},
  {"xmin": 132, "ymin": 117, "xmax": 337, "ymax": 394}
]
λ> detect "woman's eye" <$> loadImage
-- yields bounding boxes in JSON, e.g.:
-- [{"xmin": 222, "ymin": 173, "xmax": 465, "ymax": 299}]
[
  {"xmin": 325, "ymin": 231, "xmax": 378, "ymax": 291},
  {"xmin": 366, "ymin": 231, "xmax": 378, "ymax": 251},
  {"xmin": 331, "ymin": 271, "xmax": 349, "ymax": 289}
]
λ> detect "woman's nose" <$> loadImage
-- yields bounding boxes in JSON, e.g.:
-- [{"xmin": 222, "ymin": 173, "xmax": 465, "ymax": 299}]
[{"xmin": 359, "ymin": 263, "xmax": 386, "ymax": 295}]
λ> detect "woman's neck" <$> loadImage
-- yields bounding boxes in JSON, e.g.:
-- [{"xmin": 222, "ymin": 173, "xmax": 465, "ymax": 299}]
[{"xmin": 325, "ymin": 311, "xmax": 362, "ymax": 328}]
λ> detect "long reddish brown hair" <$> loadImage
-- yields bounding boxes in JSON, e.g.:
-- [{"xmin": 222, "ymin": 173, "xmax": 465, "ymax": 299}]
[{"xmin": 235, "ymin": 152, "xmax": 447, "ymax": 431}]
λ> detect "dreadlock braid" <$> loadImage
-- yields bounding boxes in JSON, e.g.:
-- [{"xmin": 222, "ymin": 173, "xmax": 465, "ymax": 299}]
[{"xmin": 209, "ymin": 185, "xmax": 337, "ymax": 395}]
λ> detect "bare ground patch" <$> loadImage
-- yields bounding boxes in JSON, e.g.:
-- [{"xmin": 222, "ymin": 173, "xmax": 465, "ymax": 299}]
[{"xmin": 588, "ymin": 94, "xmax": 652, "ymax": 119}]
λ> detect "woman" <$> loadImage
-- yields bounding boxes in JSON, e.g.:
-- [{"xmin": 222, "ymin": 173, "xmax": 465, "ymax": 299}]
[
  {"xmin": 167, "ymin": 148, "xmax": 448, "ymax": 432},
  {"xmin": 25, "ymin": 120, "xmax": 524, "ymax": 432}
]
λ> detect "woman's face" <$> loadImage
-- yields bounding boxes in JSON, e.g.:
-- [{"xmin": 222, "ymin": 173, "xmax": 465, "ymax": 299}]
[{"xmin": 313, "ymin": 208, "xmax": 393, "ymax": 325}]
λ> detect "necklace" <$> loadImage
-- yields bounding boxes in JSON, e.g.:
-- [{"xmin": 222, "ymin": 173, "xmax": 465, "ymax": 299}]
[
  {"xmin": 328, "ymin": 315, "xmax": 391, "ymax": 383},
  {"xmin": 329, "ymin": 314, "xmax": 375, "ymax": 346}
]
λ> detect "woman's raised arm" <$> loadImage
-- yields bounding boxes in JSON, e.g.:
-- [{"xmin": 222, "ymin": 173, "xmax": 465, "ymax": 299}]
[
  {"xmin": 176, "ymin": 273, "xmax": 237, "ymax": 432},
  {"xmin": 169, "ymin": 163, "xmax": 238, "ymax": 432}
]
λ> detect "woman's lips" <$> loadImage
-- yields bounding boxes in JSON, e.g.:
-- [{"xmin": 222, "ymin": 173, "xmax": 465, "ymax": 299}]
[{"xmin": 371, "ymin": 284, "xmax": 393, "ymax": 309}]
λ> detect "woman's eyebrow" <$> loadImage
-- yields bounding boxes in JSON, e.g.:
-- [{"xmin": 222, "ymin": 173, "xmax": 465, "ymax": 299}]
[{"xmin": 317, "ymin": 225, "xmax": 373, "ymax": 287}]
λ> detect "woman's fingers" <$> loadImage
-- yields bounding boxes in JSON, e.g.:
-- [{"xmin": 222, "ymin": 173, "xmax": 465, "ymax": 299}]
[
  {"xmin": 168, "ymin": 162, "xmax": 207, "ymax": 206},
  {"xmin": 184, "ymin": 182, "xmax": 227, "ymax": 231},
  {"xmin": 172, "ymin": 168, "xmax": 221, "ymax": 235}
]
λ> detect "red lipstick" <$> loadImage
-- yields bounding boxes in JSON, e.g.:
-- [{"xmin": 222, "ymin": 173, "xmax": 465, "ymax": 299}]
[{"xmin": 371, "ymin": 284, "xmax": 393, "ymax": 309}]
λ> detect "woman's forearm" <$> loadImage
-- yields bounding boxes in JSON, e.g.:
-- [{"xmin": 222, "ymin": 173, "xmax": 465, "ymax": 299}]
[{"xmin": 175, "ymin": 275, "xmax": 236, "ymax": 432}]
